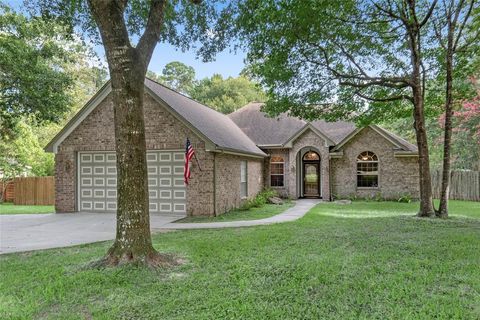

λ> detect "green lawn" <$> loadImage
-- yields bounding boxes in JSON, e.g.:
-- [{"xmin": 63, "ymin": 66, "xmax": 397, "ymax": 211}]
[
  {"xmin": 0, "ymin": 203, "xmax": 54, "ymax": 214},
  {"xmin": 1, "ymin": 200, "xmax": 479, "ymax": 319},
  {"xmin": 176, "ymin": 201, "xmax": 294, "ymax": 223}
]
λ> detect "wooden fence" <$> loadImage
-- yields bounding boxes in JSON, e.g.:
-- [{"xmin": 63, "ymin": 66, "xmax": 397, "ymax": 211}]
[
  {"xmin": 0, "ymin": 181, "xmax": 15, "ymax": 202},
  {"xmin": 432, "ymin": 170, "xmax": 480, "ymax": 201},
  {"xmin": 4, "ymin": 176, "xmax": 55, "ymax": 205}
]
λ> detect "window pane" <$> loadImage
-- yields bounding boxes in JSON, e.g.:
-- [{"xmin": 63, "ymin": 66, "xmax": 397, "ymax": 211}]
[
  {"xmin": 240, "ymin": 161, "xmax": 247, "ymax": 197},
  {"xmin": 271, "ymin": 175, "xmax": 284, "ymax": 187},
  {"xmin": 271, "ymin": 156, "xmax": 284, "ymax": 163},
  {"xmin": 271, "ymin": 163, "xmax": 284, "ymax": 175},
  {"xmin": 357, "ymin": 175, "xmax": 378, "ymax": 188},
  {"xmin": 240, "ymin": 182, "xmax": 247, "ymax": 198},
  {"xmin": 357, "ymin": 151, "xmax": 378, "ymax": 161},
  {"xmin": 357, "ymin": 162, "xmax": 378, "ymax": 174},
  {"xmin": 303, "ymin": 151, "xmax": 319, "ymax": 161},
  {"xmin": 240, "ymin": 161, "xmax": 247, "ymax": 183}
]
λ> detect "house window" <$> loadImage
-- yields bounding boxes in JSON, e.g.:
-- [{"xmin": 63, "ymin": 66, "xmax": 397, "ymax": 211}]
[
  {"xmin": 240, "ymin": 160, "xmax": 248, "ymax": 198},
  {"xmin": 270, "ymin": 156, "xmax": 284, "ymax": 187},
  {"xmin": 357, "ymin": 151, "xmax": 379, "ymax": 188}
]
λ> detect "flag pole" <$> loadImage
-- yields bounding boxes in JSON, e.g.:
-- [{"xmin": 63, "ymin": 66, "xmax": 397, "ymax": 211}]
[{"xmin": 193, "ymin": 151, "xmax": 202, "ymax": 171}]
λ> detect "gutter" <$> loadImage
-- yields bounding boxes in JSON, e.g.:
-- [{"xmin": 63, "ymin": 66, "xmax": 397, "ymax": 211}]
[{"xmin": 212, "ymin": 146, "xmax": 267, "ymax": 159}]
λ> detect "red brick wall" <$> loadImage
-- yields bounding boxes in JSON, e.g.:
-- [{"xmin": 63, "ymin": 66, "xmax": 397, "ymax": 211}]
[{"xmin": 55, "ymin": 93, "xmax": 214, "ymax": 215}]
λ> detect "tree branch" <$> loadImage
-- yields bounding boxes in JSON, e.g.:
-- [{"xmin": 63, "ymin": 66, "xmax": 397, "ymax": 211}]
[
  {"xmin": 354, "ymin": 90, "xmax": 413, "ymax": 103},
  {"xmin": 419, "ymin": 0, "xmax": 438, "ymax": 27},
  {"xmin": 136, "ymin": 0, "xmax": 168, "ymax": 69},
  {"xmin": 453, "ymin": 0, "xmax": 474, "ymax": 51}
]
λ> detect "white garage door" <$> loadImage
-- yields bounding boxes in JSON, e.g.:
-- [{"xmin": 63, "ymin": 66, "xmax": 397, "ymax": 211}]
[{"xmin": 78, "ymin": 151, "xmax": 186, "ymax": 214}]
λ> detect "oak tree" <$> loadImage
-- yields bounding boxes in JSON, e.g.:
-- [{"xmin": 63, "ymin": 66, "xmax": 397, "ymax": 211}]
[
  {"xmin": 30, "ymin": 0, "xmax": 231, "ymax": 267},
  {"xmin": 233, "ymin": 0, "xmax": 444, "ymax": 216}
]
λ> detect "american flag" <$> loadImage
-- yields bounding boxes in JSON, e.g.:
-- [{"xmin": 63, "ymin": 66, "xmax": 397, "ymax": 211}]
[{"xmin": 184, "ymin": 138, "xmax": 195, "ymax": 184}]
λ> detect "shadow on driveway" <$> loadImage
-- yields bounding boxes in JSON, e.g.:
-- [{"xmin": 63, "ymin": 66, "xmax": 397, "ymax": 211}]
[{"xmin": 0, "ymin": 212, "xmax": 184, "ymax": 254}]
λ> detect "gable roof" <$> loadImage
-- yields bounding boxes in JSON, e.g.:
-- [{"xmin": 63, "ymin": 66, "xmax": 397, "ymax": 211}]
[
  {"xmin": 229, "ymin": 102, "xmax": 417, "ymax": 154},
  {"xmin": 228, "ymin": 102, "xmax": 356, "ymax": 147},
  {"xmin": 45, "ymin": 79, "xmax": 266, "ymax": 157},
  {"xmin": 228, "ymin": 102, "xmax": 306, "ymax": 146},
  {"xmin": 144, "ymin": 79, "xmax": 266, "ymax": 157},
  {"xmin": 332, "ymin": 125, "xmax": 418, "ymax": 153}
]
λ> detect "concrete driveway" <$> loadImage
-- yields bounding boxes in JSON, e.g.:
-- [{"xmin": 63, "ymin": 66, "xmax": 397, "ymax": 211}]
[{"xmin": 0, "ymin": 213, "xmax": 184, "ymax": 254}]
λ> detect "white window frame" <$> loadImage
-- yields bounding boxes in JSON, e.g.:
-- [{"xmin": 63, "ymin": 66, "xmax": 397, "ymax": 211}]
[
  {"xmin": 270, "ymin": 156, "xmax": 285, "ymax": 187},
  {"xmin": 240, "ymin": 160, "xmax": 248, "ymax": 198},
  {"xmin": 356, "ymin": 151, "xmax": 379, "ymax": 189}
]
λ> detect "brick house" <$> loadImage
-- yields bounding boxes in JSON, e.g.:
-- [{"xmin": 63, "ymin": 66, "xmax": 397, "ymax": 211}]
[{"xmin": 46, "ymin": 78, "xmax": 419, "ymax": 216}]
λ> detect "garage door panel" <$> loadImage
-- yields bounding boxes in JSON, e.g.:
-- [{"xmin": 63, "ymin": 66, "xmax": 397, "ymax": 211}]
[{"xmin": 79, "ymin": 151, "xmax": 186, "ymax": 214}]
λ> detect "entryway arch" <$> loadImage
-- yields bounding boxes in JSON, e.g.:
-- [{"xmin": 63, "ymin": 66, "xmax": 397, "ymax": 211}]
[{"xmin": 297, "ymin": 148, "xmax": 322, "ymax": 198}]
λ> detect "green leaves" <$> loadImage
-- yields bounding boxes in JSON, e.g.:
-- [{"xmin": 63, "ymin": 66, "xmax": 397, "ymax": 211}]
[
  {"xmin": 0, "ymin": 5, "xmax": 80, "ymax": 135},
  {"xmin": 190, "ymin": 74, "xmax": 266, "ymax": 114}
]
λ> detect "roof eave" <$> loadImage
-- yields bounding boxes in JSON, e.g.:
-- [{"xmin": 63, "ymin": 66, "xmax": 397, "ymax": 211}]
[
  {"xmin": 394, "ymin": 151, "xmax": 419, "ymax": 157},
  {"xmin": 283, "ymin": 123, "xmax": 335, "ymax": 148},
  {"xmin": 213, "ymin": 146, "xmax": 267, "ymax": 159}
]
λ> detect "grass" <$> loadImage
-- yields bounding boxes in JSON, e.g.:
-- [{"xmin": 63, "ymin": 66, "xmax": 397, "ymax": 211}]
[
  {"xmin": 0, "ymin": 202, "xmax": 54, "ymax": 215},
  {"xmin": 176, "ymin": 201, "xmax": 294, "ymax": 223},
  {"xmin": 1, "ymin": 200, "xmax": 479, "ymax": 319}
]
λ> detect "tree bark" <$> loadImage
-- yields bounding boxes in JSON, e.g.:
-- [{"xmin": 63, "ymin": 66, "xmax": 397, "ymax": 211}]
[
  {"xmin": 87, "ymin": 0, "xmax": 177, "ymax": 267},
  {"xmin": 438, "ymin": 34, "xmax": 454, "ymax": 218},
  {"xmin": 407, "ymin": 2, "xmax": 436, "ymax": 217}
]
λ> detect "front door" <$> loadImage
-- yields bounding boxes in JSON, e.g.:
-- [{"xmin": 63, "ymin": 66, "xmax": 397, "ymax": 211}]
[{"xmin": 303, "ymin": 163, "xmax": 320, "ymax": 197}]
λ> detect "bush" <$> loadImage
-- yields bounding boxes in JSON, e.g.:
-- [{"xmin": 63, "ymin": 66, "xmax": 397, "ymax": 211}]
[
  {"xmin": 397, "ymin": 194, "xmax": 412, "ymax": 203},
  {"xmin": 240, "ymin": 188, "xmax": 278, "ymax": 211}
]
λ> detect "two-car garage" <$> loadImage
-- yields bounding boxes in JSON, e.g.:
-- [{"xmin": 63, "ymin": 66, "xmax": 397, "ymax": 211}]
[{"xmin": 78, "ymin": 151, "xmax": 186, "ymax": 214}]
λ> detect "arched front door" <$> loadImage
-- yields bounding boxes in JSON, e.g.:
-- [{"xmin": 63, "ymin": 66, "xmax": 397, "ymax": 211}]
[{"xmin": 302, "ymin": 151, "xmax": 321, "ymax": 197}]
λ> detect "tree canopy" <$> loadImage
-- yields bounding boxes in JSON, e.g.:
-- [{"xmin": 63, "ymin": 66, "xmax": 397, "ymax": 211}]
[
  {"xmin": 190, "ymin": 74, "xmax": 266, "ymax": 113},
  {"xmin": 148, "ymin": 61, "xmax": 266, "ymax": 114},
  {"xmin": 0, "ymin": 4, "xmax": 96, "ymax": 136}
]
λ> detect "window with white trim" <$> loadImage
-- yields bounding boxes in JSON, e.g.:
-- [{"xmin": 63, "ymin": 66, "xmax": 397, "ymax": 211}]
[
  {"xmin": 357, "ymin": 151, "xmax": 379, "ymax": 188},
  {"xmin": 240, "ymin": 161, "xmax": 248, "ymax": 198},
  {"xmin": 270, "ymin": 156, "xmax": 284, "ymax": 187}
]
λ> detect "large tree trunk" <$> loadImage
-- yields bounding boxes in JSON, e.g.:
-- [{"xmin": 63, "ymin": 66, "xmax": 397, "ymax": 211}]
[
  {"xmin": 408, "ymin": 14, "xmax": 436, "ymax": 217},
  {"xmin": 88, "ymin": 0, "xmax": 177, "ymax": 267},
  {"xmin": 106, "ymin": 55, "xmax": 157, "ymax": 265},
  {"xmin": 438, "ymin": 46, "xmax": 454, "ymax": 218},
  {"xmin": 412, "ymin": 86, "xmax": 436, "ymax": 217}
]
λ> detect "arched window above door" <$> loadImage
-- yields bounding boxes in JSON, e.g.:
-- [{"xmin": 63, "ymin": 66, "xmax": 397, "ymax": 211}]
[{"xmin": 303, "ymin": 151, "xmax": 320, "ymax": 161}]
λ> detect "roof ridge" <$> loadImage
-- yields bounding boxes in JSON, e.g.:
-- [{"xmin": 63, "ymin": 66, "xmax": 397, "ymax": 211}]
[
  {"xmin": 228, "ymin": 101, "xmax": 265, "ymax": 116},
  {"xmin": 144, "ymin": 77, "xmax": 226, "ymax": 118}
]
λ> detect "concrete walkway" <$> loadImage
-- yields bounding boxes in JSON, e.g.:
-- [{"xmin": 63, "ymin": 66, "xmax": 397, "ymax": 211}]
[{"xmin": 160, "ymin": 199, "xmax": 321, "ymax": 230}]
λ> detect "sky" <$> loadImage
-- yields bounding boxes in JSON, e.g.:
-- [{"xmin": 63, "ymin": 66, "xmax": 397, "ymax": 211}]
[
  {"xmin": 6, "ymin": 0, "xmax": 247, "ymax": 79},
  {"xmin": 94, "ymin": 43, "xmax": 246, "ymax": 79}
]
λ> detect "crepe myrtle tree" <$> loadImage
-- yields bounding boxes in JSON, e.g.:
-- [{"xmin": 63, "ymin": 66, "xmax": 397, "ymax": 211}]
[
  {"xmin": 233, "ymin": 0, "xmax": 445, "ymax": 217},
  {"xmin": 28, "ymin": 0, "xmax": 232, "ymax": 267}
]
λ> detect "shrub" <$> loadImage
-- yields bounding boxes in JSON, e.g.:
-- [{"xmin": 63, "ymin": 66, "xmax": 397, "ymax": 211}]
[
  {"xmin": 240, "ymin": 188, "xmax": 279, "ymax": 211},
  {"xmin": 397, "ymin": 194, "xmax": 412, "ymax": 203}
]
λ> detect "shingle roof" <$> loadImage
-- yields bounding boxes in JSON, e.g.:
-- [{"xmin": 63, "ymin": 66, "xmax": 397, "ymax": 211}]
[
  {"xmin": 229, "ymin": 102, "xmax": 417, "ymax": 153},
  {"xmin": 228, "ymin": 102, "xmax": 357, "ymax": 146},
  {"xmin": 373, "ymin": 125, "xmax": 418, "ymax": 152},
  {"xmin": 46, "ymin": 80, "xmax": 416, "ymax": 156},
  {"xmin": 228, "ymin": 102, "xmax": 306, "ymax": 146},
  {"xmin": 145, "ymin": 79, "xmax": 266, "ymax": 157}
]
